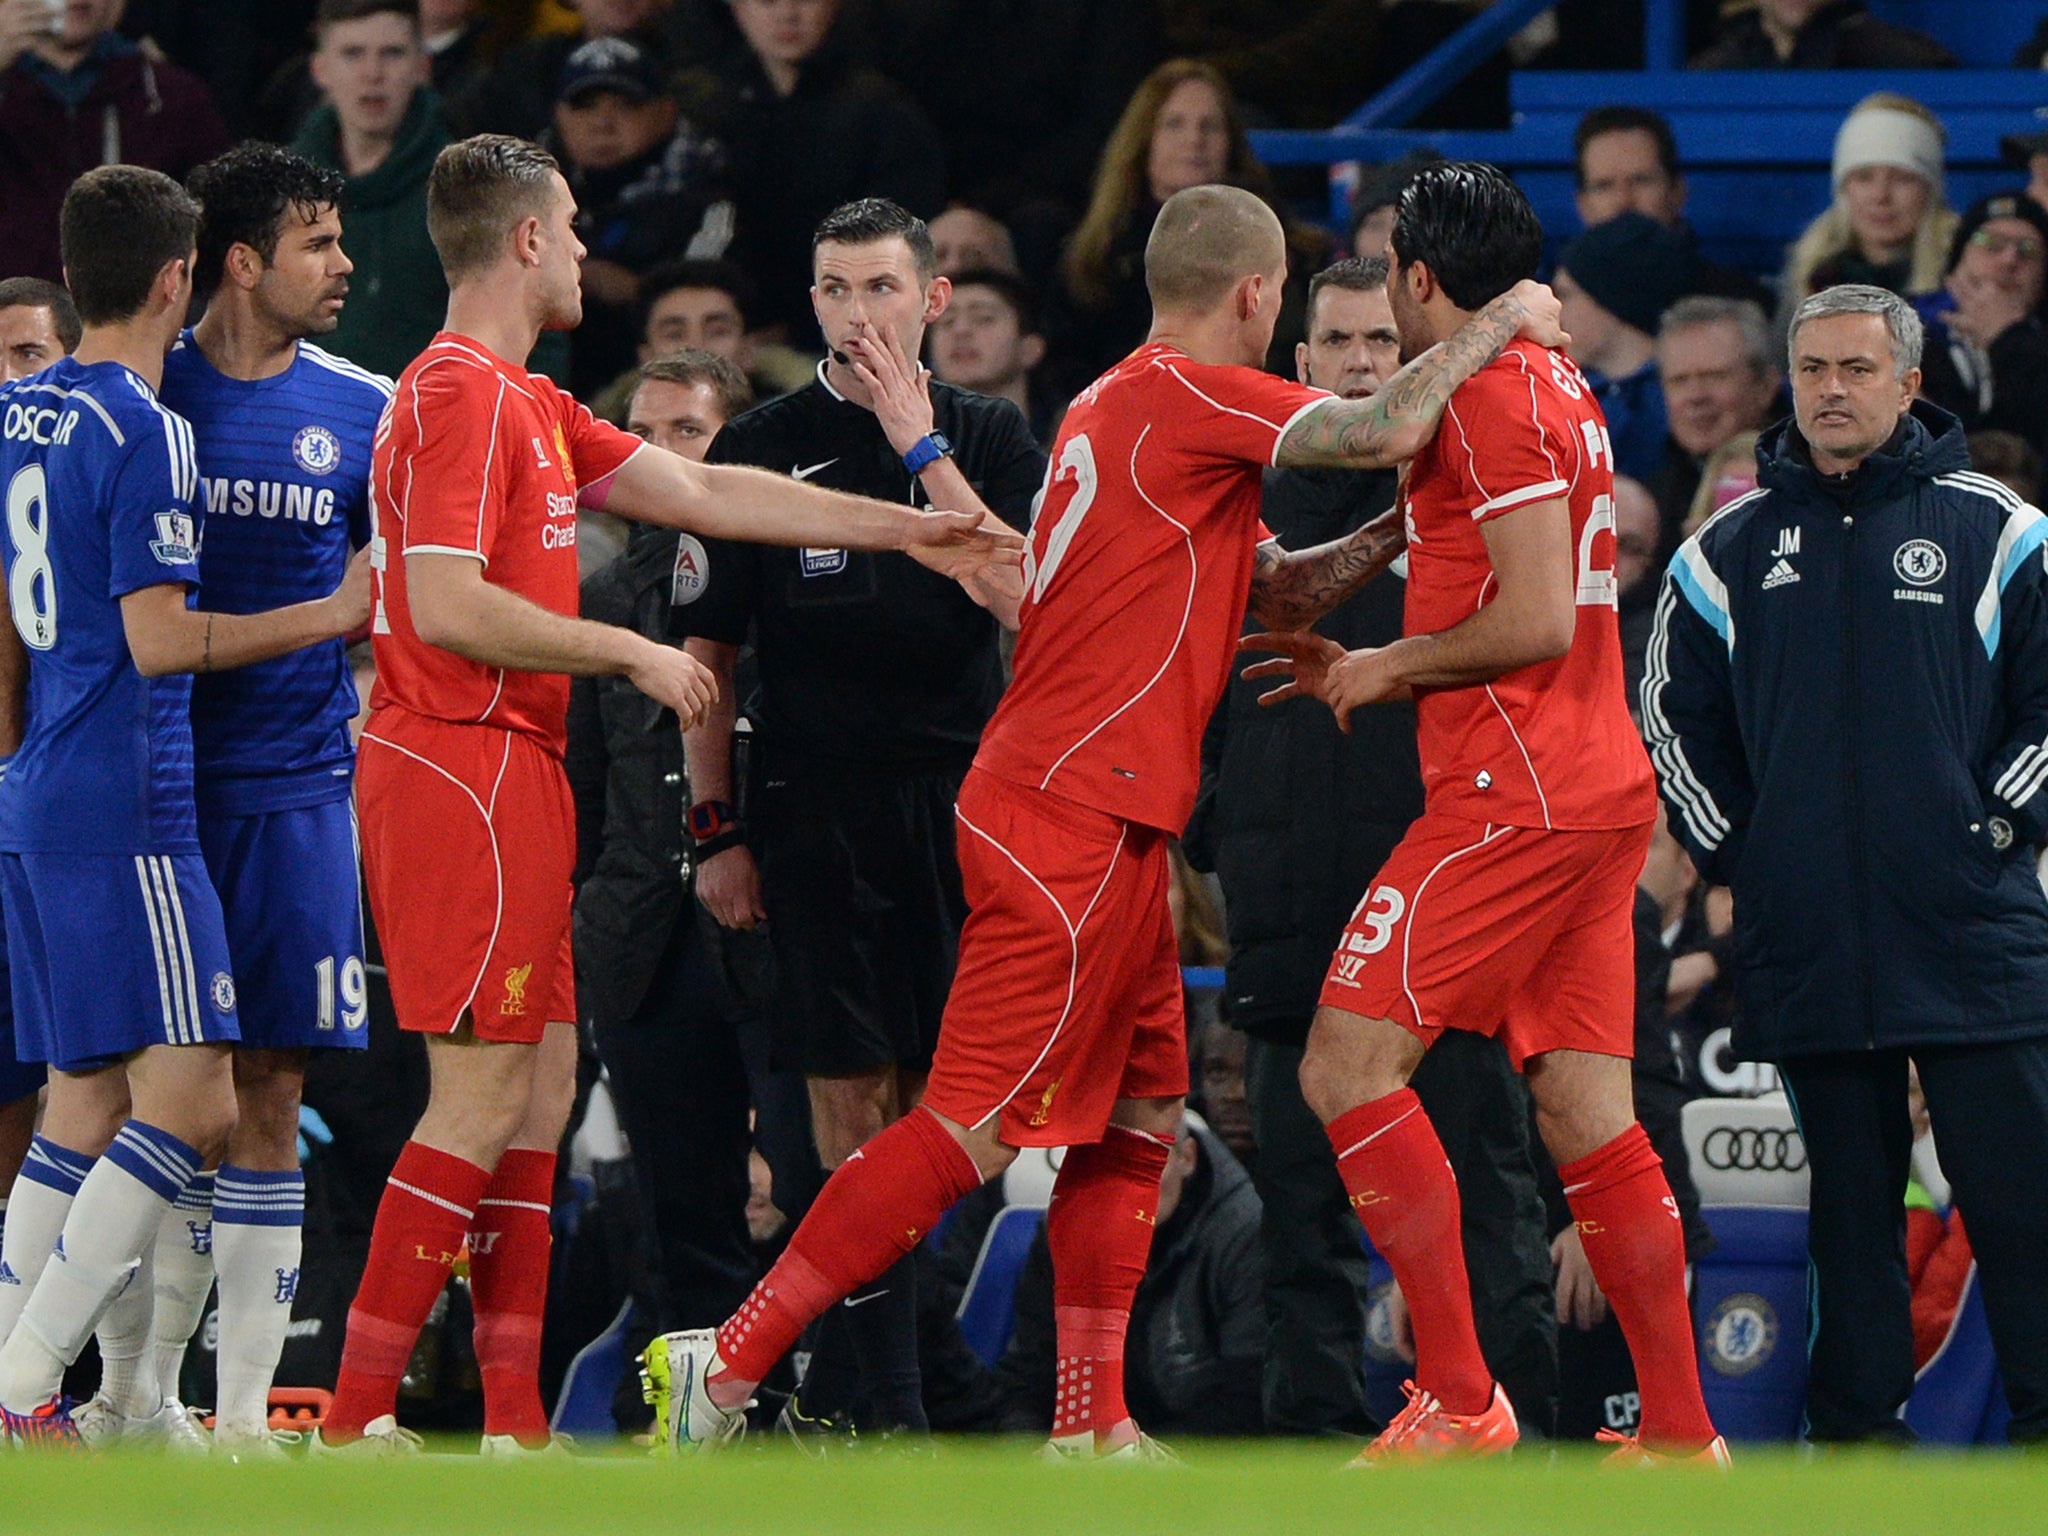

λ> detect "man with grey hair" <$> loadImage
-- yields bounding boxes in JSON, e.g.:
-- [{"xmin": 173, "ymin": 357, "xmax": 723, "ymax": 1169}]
[
  {"xmin": 1642, "ymin": 281, "xmax": 2048, "ymax": 1447},
  {"xmin": 1648, "ymin": 295, "xmax": 1783, "ymax": 554}
]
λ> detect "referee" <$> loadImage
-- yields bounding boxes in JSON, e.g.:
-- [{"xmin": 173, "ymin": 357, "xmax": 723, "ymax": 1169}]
[{"xmin": 675, "ymin": 199, "xmax": 1045, "ymax": 1438}]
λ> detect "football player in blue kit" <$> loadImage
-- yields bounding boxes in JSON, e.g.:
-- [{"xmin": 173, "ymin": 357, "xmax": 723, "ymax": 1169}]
[
  {"xmin": 0, "ymin": 166, "xmax": 368, "ymax": 1448},
  {"xmin": 0, "ymin": 282, "xmax": 79, "ymax": 1262},
  {"xmin": 145, "ymin": 143, "xmax": 390, "ymax": 1458}
]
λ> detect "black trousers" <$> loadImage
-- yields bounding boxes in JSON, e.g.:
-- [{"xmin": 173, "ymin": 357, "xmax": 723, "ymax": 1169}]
[
  {"xmin": 588, "ymin": 916, "xmax": 758, "ymax": 1333},
  {"xmin": 1779, "ymin": 1038, "xmax": 2048, "ymax": 1444},
  {"xmin": 1244, "ymin": 1028, "xmax": 1560, "ymax": 1438}
]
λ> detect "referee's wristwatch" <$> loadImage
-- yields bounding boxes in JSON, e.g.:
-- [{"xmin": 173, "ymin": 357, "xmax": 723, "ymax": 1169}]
[
  {"xmin": 688, "ymin": 799, "xmax": 746, "ymax": 860},
  {"xmin": 901, "ymin": 431, "xmax": 954, "ymax": 475}
]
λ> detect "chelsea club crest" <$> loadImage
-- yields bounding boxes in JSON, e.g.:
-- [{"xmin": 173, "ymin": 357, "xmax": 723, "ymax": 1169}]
[{"xmin": 292, "ymin": 424, "xmax": 342, "ymax": 476}]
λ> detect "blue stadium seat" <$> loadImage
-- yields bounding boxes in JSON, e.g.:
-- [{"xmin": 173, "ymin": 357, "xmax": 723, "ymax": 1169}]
[
  {"xmin": 955, "ymin": 1205, "xmax": 1045, "ymax": 1369},
  {"xmin": 1693, "ymin": 1204, "xmax": 1810, "ymax": 1443}
]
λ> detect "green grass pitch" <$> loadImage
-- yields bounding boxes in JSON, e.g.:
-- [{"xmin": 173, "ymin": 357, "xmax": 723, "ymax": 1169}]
[{"xmin": 3, "ymin": 1440, "xmax": 2046, "ymax": 1535}]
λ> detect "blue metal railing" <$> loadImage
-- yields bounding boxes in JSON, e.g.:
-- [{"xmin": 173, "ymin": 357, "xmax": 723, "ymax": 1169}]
[{"xmin": 1339, "ymin": 0, "xmax": 1557, "ymax": 129}]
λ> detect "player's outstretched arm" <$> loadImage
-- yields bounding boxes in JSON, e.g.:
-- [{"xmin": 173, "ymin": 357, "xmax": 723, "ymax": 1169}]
[
  {"xmin": 407, "ymin": 552, "xmax": 718, "ymax": 728},
  {"xmin": 1246, "ymin": 503, "xmax": 1406, "ymax": 632},
  {"xmin": 1274, "ymin": 280, "xmax": 1568, "ymax": 471},
  {"xmin": 1241, "ymin": 498, "xmax": 1574, "ymax": 730},
  {"xmin": 597, "ymin": 447, "xmax": 1025, "ymax": 585},
  {"xmin": 122, "ymin": 545, "xmax": 373, "ymax": 678}
]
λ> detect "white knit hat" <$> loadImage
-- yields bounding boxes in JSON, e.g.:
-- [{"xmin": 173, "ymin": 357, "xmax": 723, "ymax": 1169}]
[{"xmin": 1832, "ymin": 103, "xmax": 1945, "ymax": 195}]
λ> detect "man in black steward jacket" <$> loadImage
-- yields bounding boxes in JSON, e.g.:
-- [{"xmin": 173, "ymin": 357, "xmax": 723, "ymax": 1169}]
[
  {"xmin": 1643, "ymin": 282, "xmax": 2048, "ymax": 1446},
  {"xmin": 1184, "ymin": 257, "xmax": 1559, "ymax": 1439},
  {"xmin": 672, "ymin": 199, "xmax": 1043, "ymax": 1437},
  {"xmin": 567, "ymin": 351, "xmax": 770, "ymax": 1353}
]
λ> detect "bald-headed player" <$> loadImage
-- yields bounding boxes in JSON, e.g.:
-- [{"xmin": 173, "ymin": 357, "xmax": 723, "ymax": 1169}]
[{"xmin": 643, "ymin": 184, "xmax": 1567, "ymax": 1458}]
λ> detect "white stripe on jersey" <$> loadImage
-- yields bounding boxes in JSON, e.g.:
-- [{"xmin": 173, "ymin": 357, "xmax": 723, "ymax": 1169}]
[
  {"xmin": 15, "ymin": 381, "xmax": 125, "ymax": 446},
  {"xmin": 299, "ymin": 342, "xmax": 396, "ymax": 398}
]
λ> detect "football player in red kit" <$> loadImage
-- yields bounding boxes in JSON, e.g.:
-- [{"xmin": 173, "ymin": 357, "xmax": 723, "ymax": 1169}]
[
  {"xmin": 643, "ymin": 182, "xmax": 1569, "ymax": 1459},
  {"xmin": 1243, "ymin": 163, "xmax": 1726, "ymax": 1466}
]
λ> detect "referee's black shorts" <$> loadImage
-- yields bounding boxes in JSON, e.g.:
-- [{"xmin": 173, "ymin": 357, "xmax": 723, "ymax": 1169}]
[{"xmin": 754, "ymin": 761, "xmax": 969, "ymax": 1077}]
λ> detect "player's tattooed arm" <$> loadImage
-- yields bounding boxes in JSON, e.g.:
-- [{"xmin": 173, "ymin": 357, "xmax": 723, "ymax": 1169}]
[
  {"xmin": 123, "ymin": 544, "xmax": 374, "ymax": 678},
  {"xmin": 1246, "ymin": 503, "xmax": 1406, "ymax": 632},
  {"xmin": 1274, "ymin": 279, "xmax": 1567, "ymax": 471}
]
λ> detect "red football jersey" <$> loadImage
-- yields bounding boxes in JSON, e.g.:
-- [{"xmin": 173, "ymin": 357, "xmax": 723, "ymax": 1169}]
[
  {"xmin": 1401, "ymin": 340, "xmax": 1655, "ymax": 830},
  {"xmin": 367, "ymin": 334, "xmax": 643, "ymax": 754},
  {"xmin": 975, "ymin": 343, "xmax": 1332, "ymax": 832}
]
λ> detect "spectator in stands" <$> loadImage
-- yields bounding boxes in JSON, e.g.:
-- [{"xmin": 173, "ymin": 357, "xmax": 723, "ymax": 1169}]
[
  {"xmin": 568, "ymin": 348, "xmax": 766, "ymax": 1373},
  {"xmin": 1555, "ymin": 213, "xmax": 1689, "ymax": 483},
  {"xmin": 1969, "ymin": 429, "xmax": 2042, "ymax": 504},
  {"xmin": 421, "ymin": 0, "xmax": 493, "ymax": 106},
  {"xmin": 0, "ymin": 0, "xmax": 232, "ymax": 282},
  {"xmin": 1612, "ymin": 474, "xmax": 1661, "ymax": 702},
  {"xmin": 1182, "ymin": 255, "xmax": 1559, "ymax": 1440},
  {"xmin": 1570, "ymin": 107, "xmax": 1772, "ymax": 312},
  {"xmin": 1060, "ymin": 58, "xmax": 1325, "ymax": 388},
  {"xmin": 687, "ymin": 0, "xmax": 945, "ymax": 342},
  {"xmin": 1781, "ymin": 93, "xmax": 1956, "ymax": 319},
  {"xmin": 992, "ymin": 1117, "xmax": 1268, "ymax": 1437},
  {"xmin": 545, "ymin": 35, "xmax": 738, "ymax": 398},
  {"xmin": 928, "ymin": 205, "xmax": 1019, "ymax": 278},
  {"xmin": 1691, "ymin": 0, "xmax": 1955, "ymax": 70},
  {"xmin": 0, "ymin": 276, "xmax": 80, "ymax": 382},
  {"xmin": 1681, "ymin": 430, "xmax": 1762, "ymax": 538},
  {"xmin": 1195, "ymin": 1023, "xmax": 1256, "ymax": 1172},
  {"xmin": 2002, "ymin": 130, "xmax": 2048, "ymax": 215},
  {"xmin": 588, "ymin": 258, "xmax": 812, "ymax": 423},
  {"xmin": 1913, "ymin": 193, "xmax": 2048, "ymax": 456},
  {"xmin": 292, "ymin": 0, "xmax": 449, "ymax": 381},
  {"xmin": 1648, "ymin": 297, "xmax": 1782, "ymax": 555},
  {"xmin": 926, "ymin": 269, "xmax": 1056, "ymax": 445},
  {"xmin": 1644, "ymin": 282, "xmax": 2048, "ymax": 1446},
  {"xmin": 452, "ymin": 0, "xmax": 674, "ymax": 139}
]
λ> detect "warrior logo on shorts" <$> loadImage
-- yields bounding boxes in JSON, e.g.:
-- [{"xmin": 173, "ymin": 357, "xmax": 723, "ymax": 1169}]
[
  {"xmin": 1028, "ymin": 1077, "xmax": 1062, "ymax": 1128},
  {"xmin": 502, "ymin": 962, "xmax": 533, "ymax": 1017},
  {"xmin": 292, "ymin": 424, "xmax": 342, "ymax": 476},
  {"xmin": 210, "ymin": 972, "xmax": 236, "ymax": 1014}
]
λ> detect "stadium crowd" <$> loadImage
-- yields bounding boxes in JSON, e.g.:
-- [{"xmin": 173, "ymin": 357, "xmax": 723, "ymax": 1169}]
[{"xmin": 0, "ymin": 0, "xmax": 2044, "ymax": 1460}]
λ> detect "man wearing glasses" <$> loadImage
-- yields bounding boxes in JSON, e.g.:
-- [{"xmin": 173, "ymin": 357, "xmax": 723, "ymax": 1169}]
[{"xmin": 1914, "ymin": 192, "xmax": 2048, "ymax": 456}]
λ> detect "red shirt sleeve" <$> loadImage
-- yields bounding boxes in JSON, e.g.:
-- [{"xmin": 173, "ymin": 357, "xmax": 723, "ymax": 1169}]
[
  {"xmin": 554, "ymin": 385, "xmax": 645, "ymax": 504},
  {"xmin": 1157, "ymin": 357, "xmax": 1334, "ymax": 469},
  {"xmin": 396, "ymin": 360, "xmax": 509, "ymax": 562},
  {"xmin": 1450, "ymin": 354, "xmax": 1575, "ymax": 525}
]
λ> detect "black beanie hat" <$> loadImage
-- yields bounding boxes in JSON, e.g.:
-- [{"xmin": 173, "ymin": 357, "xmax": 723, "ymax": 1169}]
[{"xmin": 1556, "ymin": 212, "xmax": 1693, "ymax": 336}]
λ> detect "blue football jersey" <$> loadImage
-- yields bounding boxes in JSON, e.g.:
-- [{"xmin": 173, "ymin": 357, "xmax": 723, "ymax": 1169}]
[
  {"xmin": 0, "ymin": 358, "xmax": 204, "ymax": 855},
  {"xmin": 161, "ymin": 335, "xmax": 390, "ymax": 816}
]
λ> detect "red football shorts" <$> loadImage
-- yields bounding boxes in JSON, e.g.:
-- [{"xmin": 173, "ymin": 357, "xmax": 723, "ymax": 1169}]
[
  {"xmin": 1318, "ymin": 814, "xmax": 1653, "ymax": 1067},
  {"xmin": 356, "ymin": 705, "xmax": 576, "ymax": 1045},
  {"xmin": 921, "ymin": 768, "xmax": 1189, "ymax": 1147}
]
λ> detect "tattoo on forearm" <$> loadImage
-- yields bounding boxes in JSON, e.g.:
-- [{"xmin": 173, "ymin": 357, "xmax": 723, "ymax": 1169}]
[
  {"xmin": 1249, "ymin": 510, "xmax": 1407, "ymax": 631},
  {"xmin": 201, "ymin": 614, "xmax": 214, "ymax": 673},
  {"xmin": 1277, "ymin": 293, "xmax": 1523, "ymax": 469}
]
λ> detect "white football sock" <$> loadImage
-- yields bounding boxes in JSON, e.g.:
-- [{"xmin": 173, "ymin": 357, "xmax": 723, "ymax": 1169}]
[
  {"xmin": 0, "ymin": 1139, "xmax": 92, "ymax": 1348},
  {"xmin": 150, "ymin": 1173, "xmax": 216, "ymax": 1400},
  {"xmin": 211, "ymin": 1168, "xmax": 304, "ymax": 1435},
  {"xmin": 0, "ymin": 1123, "xmax": 197, "ymax": 1413},
  {"xmin": 91, "ymin": 1242, "xmax": 158, "ymax": 1418}
]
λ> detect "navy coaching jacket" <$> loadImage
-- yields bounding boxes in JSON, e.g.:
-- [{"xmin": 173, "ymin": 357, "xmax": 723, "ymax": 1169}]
[{"xmin": 1641, "ymin": 401, "xmax": 2048, "ymax": 1059}]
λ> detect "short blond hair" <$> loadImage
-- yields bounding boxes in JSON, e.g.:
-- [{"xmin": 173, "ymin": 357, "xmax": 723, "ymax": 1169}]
[
  {"xmin": 427, "ymin": 135, "xmax": 561, "ymax": 282},
  {"xmin": 1144, "ymin": 185, "xmax": 1285, "ymax": 315}
]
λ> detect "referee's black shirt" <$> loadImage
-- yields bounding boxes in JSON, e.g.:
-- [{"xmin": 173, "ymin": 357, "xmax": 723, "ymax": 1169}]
[{"xmin": 673, "ymin": 362, "xmax": 1046, "ymax": 771}]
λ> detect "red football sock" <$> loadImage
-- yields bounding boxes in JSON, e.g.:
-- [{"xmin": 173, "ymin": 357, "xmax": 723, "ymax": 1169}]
[
  {"xmin": 1047, "ymin": 1124, "xmax": 1171, "ymax": 1444},
  {"xmin": 713, "ymin": 1109, "xmax": 980, "ymax": 1401},
  {"xmin": 327, "ymin": 1142, "xmax": 492, "ymax": 1443},
  {"xmin": 1560, "ymin": 1123, "xmax": 1718, "ymax": 1450},
  {"xmin": 1325, "ymin": 1088, "xmax": 1493, "ymax": 1414},
  {"xmin": 469, "ymin": 1148, "xmax": 556, "ymax": 1446}
]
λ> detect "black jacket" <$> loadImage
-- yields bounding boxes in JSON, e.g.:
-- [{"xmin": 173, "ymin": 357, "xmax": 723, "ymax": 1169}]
[
  {"xmin": 995, "ymin": 1130, "xmax": 1267, "ymax": 1436},
  {"xmin": 566, "ymin": 530, "xmax": 692, "ymax": 1024},
  {"xmin": 1184, "ymin": 466, "xmax": 1421, "ymax": 1046},
  {"xmin": 1690, "ymin": 0, "xmax": 1955, "ymax": 68},
  {"xmin": 1642, "ymin": 401, "xmax": 2048, "ymax": 1059}
]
